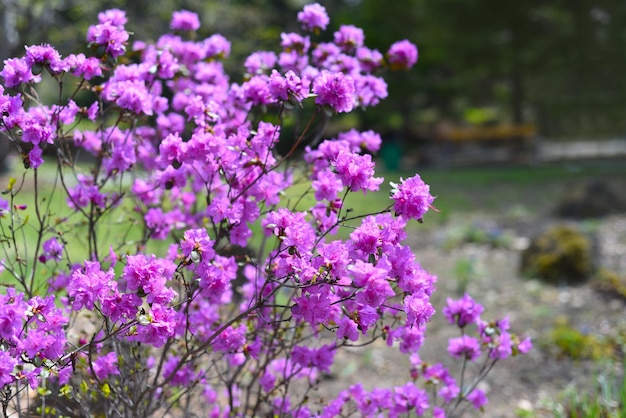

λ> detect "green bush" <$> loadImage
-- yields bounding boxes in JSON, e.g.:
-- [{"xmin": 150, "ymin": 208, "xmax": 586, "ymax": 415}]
[
  {"xmin": 520, "ymin": 225, "xmax": 593, "ymax": 285},
  {"xmin": 548, "ymin": 318, "xmax": 614, "ymax": 361}
]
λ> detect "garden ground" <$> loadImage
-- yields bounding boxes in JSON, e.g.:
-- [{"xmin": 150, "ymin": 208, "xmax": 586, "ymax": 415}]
[
  {"xmin": 325, "ymin": 158, "xmax": 626, "ymax": 417},
  {"xmin": 2, "ymin": 157, "xmax": 626, "ymax": 417}
]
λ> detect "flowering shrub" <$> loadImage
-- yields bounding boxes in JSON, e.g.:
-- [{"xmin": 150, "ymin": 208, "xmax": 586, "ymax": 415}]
[{"xmin": 0, "ymin": 4, "xmax": 530, "ymax": 417}]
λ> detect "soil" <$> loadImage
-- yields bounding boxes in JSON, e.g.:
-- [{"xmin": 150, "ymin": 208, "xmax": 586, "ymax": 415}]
[{"xmin": 325, "ymin": 213, "xmax": 626, "ymax": 417}]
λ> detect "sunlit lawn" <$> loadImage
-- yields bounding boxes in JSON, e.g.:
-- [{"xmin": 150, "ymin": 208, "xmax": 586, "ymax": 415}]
[{"xmin": 3, "ymin": 156, "xmax": 626, "ymax": 295}]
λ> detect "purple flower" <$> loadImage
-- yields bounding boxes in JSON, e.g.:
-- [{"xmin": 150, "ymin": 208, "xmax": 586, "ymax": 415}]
[
  {"xmin": 518, "ymin": 337, "xmax": 533, "ymax": 354},
  {"xmin": 122, "ymin": 254, "xmax": 167, "ymax": 296},
  {"xmin": 162, "ymin": 355, "xmax": 196, "ymax": 386},
  {"xmin": 312, "ymin": 42, "xmax": 341, "ymax": 67},
  {"xmin": 65, "ymin": 53, "xmax": 103, "ymax": 80},
  {"xmin": 67, "ymin": 175, "xmax": 108, "ymax": 209},
  {"xmin": 39, "ymin": 237, "xmax": 64, "ymax": 263},
  {"xmin": 333, "ymin": 25, "xmax": 365, "ymax": 51},
  {"xmin": 259, "ymin": 371, "xmax": 276, "ymax": 393},
  {"xmin": 404, "ymin": 292, "xmax": 435, "ymax": 328},
  {"xmin": 87, "ymin": 21, "xmax": 129, "ymax": 58},
  {"xmin": 56, "ymin": 100, "xmax": 80, "ymax": 125},
  {"xmin": 355, "ymin": 304, "xmax": 378, "ymax": 334},
  {"xmin": 297, "ymin": 3, "xmax": 329, "ymax": 33},
  {"xmin": 467, "ymin": 389, "xmax": 488, "ymax": 410},
  {"xmin": 355, "ymin": 74, "xmax": 388, "ymax": 107},
  {"xmin": 442, "ymin": 293, "xmax": 484, "ymax": 328},
  {"xmin": 204, "ymin": 34, "xmax": 231, "ymax": 59},
  {"xmin": 337, "ymin": 129, "xmax": 382, "ymax": 153},
  {"xmin": 1, "ymin": 93, "xmax": 26, "ymax": 130},
  {"xmin": 24, "ymin": 44, "xmax": 67, "ymax": 75},
  {"xmin": 390, "ymin": 325, "xmax": 425, "ymax": 354},
  {"xmin": 268, "ymin": 70, "xmax": 289, "ymax": 101},
  {"xmin": 263, "ymin": 208, "xmax": 315, "ymax": 253},
  {"xmin": 268, "ymin": 70, "xmax": 310, "ymax": 103},
  {"xmin": 292, "ymin": 288, "xmax": 331, "ymax": 325},
  {"xmin": 349, "ymin": 219, "xmax": 382, "ymax": 257},
  {"xmin": 195, "ymin": 255, "xmax": 236, "ymax": 303},
  {"xmin": 244, "ymin": 51, "xmax": 277, "ymax": 75},
  {"xmin": 132, "ymin": 303, "xmax": 181, "ymax": 348},
  {"xmin": 278, "ymin": 50, "xmax": 309, "ymax": 73},
  {"xmin": 433, "ymin": 407, "xmax": 446, "ymax": 418},
  {"xmin": 0, "ymin": 288, "xmax": 26, "ymax": 340},
  {"xmin": 312, "ymin": 168, "xmax": 343, "ymax": 201},
  {"xmin": 0, "ymin": 197, "xmax": 8, "ymax": 217},
  {"xmin": 103, "ymin": 140, "xmax": 136, "ymax": 174},
  {"xmin": 243, "ymin": 75, "xmax": 273, "ymax": 105},
  {"xmin": 334, "ymin": 150, "xmax": 382, "ymax": 193},
  {"xmin": 181, "ymin": 228, "xmax": 215, "ymax": 260},
  {"xmin": 438, "ymin": 378, "xmax": 460, "ymax": 403},
  {"xmin": 491, "ymin": 330, "xmax": 513, "ymax": 359},
  {"xmin": 68, "ymin": 261, "xmax": 114, "ymax": 310},
  {"xmin": 159, "ymin": 132, "xmax": 186, "ymax": 167},
  {"xmin": 281, "ymin": 33, "xmax": 310, "ymax": 54},
  {"xmin": 356, "ymin": 46, "xmax": 384, "ymax": 72},
  {"xmin": 356, "ymin": 272, "xmax": 395, "ymax": 309},
  {"xmin": 0, "ymin": 351, "xmax": 17, "ymax": 386},
  {"xmin": 292, "ymin": 344, "xmax": 334, "ymax": 373},
  {"xmin": 423, "ymin": 362, "xmax": 452, "ymax": 381},
  {"xmin": 390, "ymin": 174, "xmax": 436, "ymax": 221},
  {"xmin": 448, "ymin": 335, "xmax": 482, "ymax": 361},
  {"xmin": 92, "ymin": 352, "xmax": 120, "ymax": 381},
  {"xmin": 170, "ymin": 10, "xmax": 201, "ymax": 32},
  {"xmin": 312, "ymin": 70, "xmax": 355, "ymax": 113},
  {"xmin": 387, "ymin": 39, "xmax": 419, "ymax": 70},
  {"xmin": 349, "ymin": 260, "xmax": 394, "ymax": 306},
  {"xmin": 392, "ymin": 382, "xmax": 429, "ymax": 416},
  {"xmin": 26, "ymin": 146, "xmax": 44, "ymax": 169},
  {"xmin": 213, "ymin": 324, "xmax": 246, "ymax": 353},
  {"xmin": 22, "ymin": 113, "xmax": 55, "ymax": 145},
  {"xmin": 337, "ymin": 317, "xmax": 359, "ymax": 341},
  {"xmin": 98, "ymin": 9, "xmax": 127, "ymax": 26},
  {"xmin": 100, "ymin": 290, "xmax": 142, "ymax": 323},
  {"xmin": 1, "ymin": 57, "xmax": 36, "ymax": 87},
  {"xmin": 104, "ymin": 79, "xmax": 153, "ymax": 115}
]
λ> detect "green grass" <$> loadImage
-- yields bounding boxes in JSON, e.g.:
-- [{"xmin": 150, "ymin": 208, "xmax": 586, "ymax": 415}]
[
  {"xmin": 0, "ymin": 162, "xmax": 152, "ymax": 295},
  {"xmin": 551, "ymin": 361, "xmax": 626, "ymax": 418},
  {"xmin": 3, "ymin": 157, "xmax": 626, "ymax": 295},
  {"xmin": 409, "ymin": 159, "xmax": 626, "ymax": 221}
]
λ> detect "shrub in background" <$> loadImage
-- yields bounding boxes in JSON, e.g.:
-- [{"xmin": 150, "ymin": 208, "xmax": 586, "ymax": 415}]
[{"xmin": 520, "ymin": 225, "xmax": 593, "ymax": 285}]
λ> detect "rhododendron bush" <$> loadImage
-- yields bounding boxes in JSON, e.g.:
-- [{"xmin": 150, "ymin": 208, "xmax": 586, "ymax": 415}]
[{"xmin": 0, "ymin": 4, "xmax": 530, "ymax": 417}]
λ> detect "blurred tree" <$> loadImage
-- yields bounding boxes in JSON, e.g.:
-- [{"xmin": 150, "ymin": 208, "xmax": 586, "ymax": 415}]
[
  {"xmin": 2, "ymin": 0, "xmax": 625, "ymax": 140},
  {"xmin": 0, "ymin": 0, "xmax": 298, "ymax": 66},
  {"xmin": 333, "ymin": 0, "xmax": 626, "ymax": 139}
]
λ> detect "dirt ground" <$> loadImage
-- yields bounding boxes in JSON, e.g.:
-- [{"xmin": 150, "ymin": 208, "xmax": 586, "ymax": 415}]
[{"xmin": 323, "ymin": 212, "xmax": 626, "ymax": 417}]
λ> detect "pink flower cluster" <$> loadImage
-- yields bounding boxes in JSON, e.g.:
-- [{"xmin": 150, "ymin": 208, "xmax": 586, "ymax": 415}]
[{"xmin": 0, "ymin": 3, "xmax": 529, "ymax": 417}]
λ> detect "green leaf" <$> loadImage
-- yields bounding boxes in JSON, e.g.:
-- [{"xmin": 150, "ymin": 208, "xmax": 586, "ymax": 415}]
[{"xmin": 101, "ymin": 382, "xmax": 111, "ymax": 398}]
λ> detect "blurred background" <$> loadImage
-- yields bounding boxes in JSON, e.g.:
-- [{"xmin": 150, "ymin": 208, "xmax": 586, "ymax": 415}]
[
  {"xmin": 2, "ymin": 1, "xmax": 626, "ymax": 414},
  {"xmin": 2, "ymin": 0, "xmax": 626, "ymax": 168}
]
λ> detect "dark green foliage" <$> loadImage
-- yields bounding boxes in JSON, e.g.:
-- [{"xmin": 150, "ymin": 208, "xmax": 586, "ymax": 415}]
[{"xmin": 4, "ymin": 0, "xmax": 626, "ymax": 145}]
